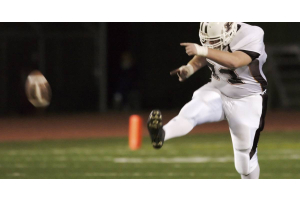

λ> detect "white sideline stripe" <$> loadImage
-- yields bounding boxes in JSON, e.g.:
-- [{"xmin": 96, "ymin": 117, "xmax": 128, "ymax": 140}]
[{"xmin": 114, "ymin": 157, "xmax": 233, "ymax": 163}]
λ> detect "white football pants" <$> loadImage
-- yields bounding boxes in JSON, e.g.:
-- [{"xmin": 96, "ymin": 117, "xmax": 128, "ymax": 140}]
[{"xmin": 163, "ymin": 82, "xmax": 268, "ymax": 177}]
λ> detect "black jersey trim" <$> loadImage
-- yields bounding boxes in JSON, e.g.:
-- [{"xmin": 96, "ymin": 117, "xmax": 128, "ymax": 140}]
[
  {"xmin": 237, "ymin": 24, "xmax": 241, "ymax": 32},
  {"xmin": 250, "ymin": 92, "xmax": 268, "ymax": 159},
  {"xmin": 237, "ymin": 50, "xmax": 260, "ymax": 61},
  {"xmin": 227, "ymin": 45, "xmax": 232, "ymax": 53},
  {"xmin": 248, "ymin": 59, "xmax": 267, "ymax": 91}
]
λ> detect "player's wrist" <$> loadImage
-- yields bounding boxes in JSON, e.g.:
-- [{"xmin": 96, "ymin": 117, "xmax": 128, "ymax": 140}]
[
  {"xmin": 194, "ymin": 44, "xmax": 208, "ymax": 56},
  {"xmin": 179, "ymin": 64, "xmax": 194, "ymax": 78}
]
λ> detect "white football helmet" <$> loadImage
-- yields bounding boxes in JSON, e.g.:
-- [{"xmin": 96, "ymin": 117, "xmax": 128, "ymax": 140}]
[{"xmin": 199, "ymin": 22, "xmax": 237, "ymax": 50}]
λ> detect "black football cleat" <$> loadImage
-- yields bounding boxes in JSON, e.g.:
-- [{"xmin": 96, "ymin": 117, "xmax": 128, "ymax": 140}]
[{"xmin": 147, "ymin": 110, "xmax": 165, "ymax": 149}]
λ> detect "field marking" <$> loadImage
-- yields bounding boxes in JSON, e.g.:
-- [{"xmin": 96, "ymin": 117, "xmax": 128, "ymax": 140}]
[
  {"xmin": 7, "ymin": 172, "xmax": 26, "ymax": 177},
  {"xmin": 84, "ymin": 173, "xmax": 127, "ymax": 177},
  {"xmin": 290, "ymin": 155, "xmax": 300, "ymax": 159},
  {"xmin": 114, "ymin": 156, "xmax": 233, "ymax": 163},
  {"xmin": 84, "ymin": 172, "xmax": 195, "ymax": 177},
  {"xmin": 113, "ymin": 154, "xmax": 300, "ymax": 164},
  {"xmin": 259, "ymin": 154, "xmax": 300, "ymax": 160},
  {"xmin": 12, "ymin": 173, "xmax": 22, "ymax": 177},
  {"xmin": 224, "ymin": 173, "xmax": 237, "ymax": 177}
]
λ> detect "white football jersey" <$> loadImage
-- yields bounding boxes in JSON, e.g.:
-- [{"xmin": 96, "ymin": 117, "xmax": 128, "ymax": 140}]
[{"xmin": 206, "ymin": 22, "xmax": 267, "ymax": 99}]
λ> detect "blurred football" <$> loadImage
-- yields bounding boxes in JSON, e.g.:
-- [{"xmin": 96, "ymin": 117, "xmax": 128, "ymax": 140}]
[{"xmin": 25, "ymin": 70, "xmax": 52, "ymax": 108}]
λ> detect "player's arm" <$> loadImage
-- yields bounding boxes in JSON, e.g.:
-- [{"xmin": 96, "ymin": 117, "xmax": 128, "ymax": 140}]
[
  {"xmin": 188, "ymin": 55, "xmax": 208, "ymax": 71},
  {"xmin": 180, "ymin": 43, "xmax": 252, "ymax": 69},
  {"xmin": 170, "ymin": 56, "xmax": 207, "ymax": 82},
  {"xmin": 206, "ymin": 48, "xmax": 252, "ymax": 69}
]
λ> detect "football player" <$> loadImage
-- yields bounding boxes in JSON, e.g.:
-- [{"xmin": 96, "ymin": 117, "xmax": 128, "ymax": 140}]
[{"xmin": 147, "ymin": 22, "xmax": 268, "ymax": 179}]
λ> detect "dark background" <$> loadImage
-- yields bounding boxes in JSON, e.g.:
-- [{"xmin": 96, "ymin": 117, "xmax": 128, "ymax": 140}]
[{"xmin": 0, "ymin": 22, "xmax": 299, "ymax": 115}]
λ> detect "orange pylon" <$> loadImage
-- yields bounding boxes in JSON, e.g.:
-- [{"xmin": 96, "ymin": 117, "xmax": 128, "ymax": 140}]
[{"xmin": 129, "ymin": 115, "xmax": 142, "ymax": 150}]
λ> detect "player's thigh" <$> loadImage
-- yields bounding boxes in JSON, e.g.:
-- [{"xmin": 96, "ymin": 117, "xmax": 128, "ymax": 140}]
[{"xmin": 179, "ymin": 82, "xmax": 225, "ymax": 126}]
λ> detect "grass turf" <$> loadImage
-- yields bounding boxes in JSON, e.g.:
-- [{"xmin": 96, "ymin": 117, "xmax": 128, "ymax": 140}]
[{"xmin": 0, "ymin": 131, "xmax": 299, "ymax": 179}]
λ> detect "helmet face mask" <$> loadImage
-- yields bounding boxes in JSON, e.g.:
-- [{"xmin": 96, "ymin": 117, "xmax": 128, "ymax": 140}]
[
  {"xmin": 200, "ymin": 36, "xmax": 222, "ymax": 50},
  {"xmin": 199, "ymin": 22, "xmax": 237, "ymax": 50}
]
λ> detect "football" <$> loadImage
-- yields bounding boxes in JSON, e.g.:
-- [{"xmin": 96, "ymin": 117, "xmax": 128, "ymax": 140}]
[{"xmin": 25, "ymin": 70, "xmax": 52, "ymax": 108}]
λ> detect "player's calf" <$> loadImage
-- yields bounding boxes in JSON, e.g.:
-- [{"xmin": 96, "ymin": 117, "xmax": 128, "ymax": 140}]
[{"xmin": 147, "ymin": 110, "xmax": 165, "ymax": 149}]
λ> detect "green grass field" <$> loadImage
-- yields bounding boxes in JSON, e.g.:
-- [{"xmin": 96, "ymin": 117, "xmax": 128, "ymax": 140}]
[{"xmin": 0, "ymin": 131, "xmax": 299, "ymax": 179}]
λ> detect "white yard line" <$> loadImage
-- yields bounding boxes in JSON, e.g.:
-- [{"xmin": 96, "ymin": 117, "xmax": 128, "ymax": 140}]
[
  {"xmin": 114, "ymin": 157, "xmax": 233, "ymax": 163},
  {"xmin": 8, "ymin": 172, "xmax": 25, "ymax": 177},
  {"xmin": 84, "ymin": 172, "xmax": 187, "ymax": 177},
  {"xmin": 113, "ymin": 154, "xmax": 300, "ymax": 163}
]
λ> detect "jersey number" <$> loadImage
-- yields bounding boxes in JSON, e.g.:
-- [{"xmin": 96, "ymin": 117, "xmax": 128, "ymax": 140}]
[{"xmin": 208, "ymin": 62, "xmax": 244, "ymax": 85}]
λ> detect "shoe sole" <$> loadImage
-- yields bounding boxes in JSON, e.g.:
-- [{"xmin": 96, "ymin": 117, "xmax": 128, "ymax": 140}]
[
  {"xmin": 148, "ymin": 110, "xmax": 162, "ymax": 130},
  {"xmin": 147, "ymin": 110, "xmax": 164, "ymax": 148}
]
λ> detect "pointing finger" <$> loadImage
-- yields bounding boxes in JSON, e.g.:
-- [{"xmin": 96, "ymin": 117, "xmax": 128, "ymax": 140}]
[
  {"xmin": 180, "ymin": 43, "xmax": 192, "ymax": 46},
  {"xmin": 170, "ymin": 68, "xmax": 181, "ymax": 76}
]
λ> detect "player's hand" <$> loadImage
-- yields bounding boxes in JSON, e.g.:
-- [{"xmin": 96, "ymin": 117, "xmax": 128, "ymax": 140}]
[
  {"xmin": 170, "ymin": 65, "xmax": 194, "ymax": 82},
  {"xmin": 170, "ymin": 66, "xmax": 188, "ymax": 82},
  {"xmin": 180, "ymin": 43, "xmax": 208, "ymax": 56},
  {"xmin": 180, "ymin": 43, "xmax": 198, "ymax": 56}
]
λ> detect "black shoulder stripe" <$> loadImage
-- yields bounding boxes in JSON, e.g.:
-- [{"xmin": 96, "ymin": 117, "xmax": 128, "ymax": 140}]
[
  {"xmin": 237, "ymin": 24, "xmax": 241, "ymax": 32},
  {"xmin": 237, "ymin": 50, "xmax": 260, "ymax": 61}
]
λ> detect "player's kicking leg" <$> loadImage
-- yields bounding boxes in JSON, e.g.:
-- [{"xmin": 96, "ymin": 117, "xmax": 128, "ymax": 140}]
[{"xmin": 147, "ymin": 82, "xmax": 225, "ymax": 149}]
